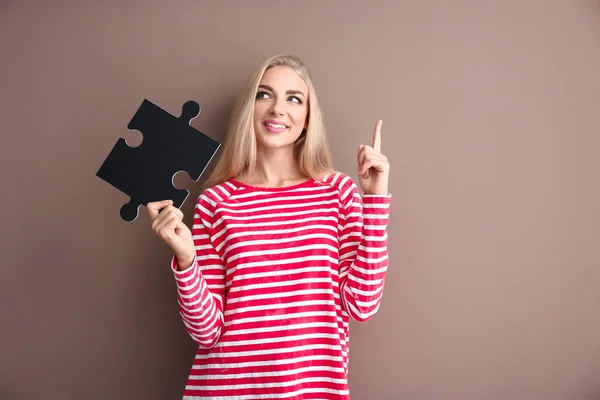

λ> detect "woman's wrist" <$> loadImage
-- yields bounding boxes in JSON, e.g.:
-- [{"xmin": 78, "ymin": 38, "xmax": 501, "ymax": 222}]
[{"xmin": 176, "ymin": 252, "xmax": 195, "ymax": 271}]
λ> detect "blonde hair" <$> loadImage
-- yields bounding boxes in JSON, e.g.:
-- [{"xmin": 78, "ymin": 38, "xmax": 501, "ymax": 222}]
[{"xmin": 202, "ymin": 54, "xmax": 334, "ymax": 189}]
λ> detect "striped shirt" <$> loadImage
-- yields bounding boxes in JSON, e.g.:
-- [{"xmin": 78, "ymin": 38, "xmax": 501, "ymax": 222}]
[{"xmin": 170, "ymin": 172, "xmax": 391, "ymax": 399}]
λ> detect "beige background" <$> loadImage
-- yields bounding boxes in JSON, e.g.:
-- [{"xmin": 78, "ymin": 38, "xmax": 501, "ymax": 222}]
[{"xmin": 1, "ymin": 1, "xmax": 599, "ymax": 399}]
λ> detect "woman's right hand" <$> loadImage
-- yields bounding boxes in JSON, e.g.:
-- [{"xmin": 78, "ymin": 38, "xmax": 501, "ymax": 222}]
[{"xmin": 147, "ymin": 200, "xmax": 196, "ymax": 268}]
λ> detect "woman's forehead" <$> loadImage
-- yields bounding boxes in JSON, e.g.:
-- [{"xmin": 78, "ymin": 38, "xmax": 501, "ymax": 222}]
[{"xmin": 260, "ymin": 66, "xmax": 308, "ymax": 94}]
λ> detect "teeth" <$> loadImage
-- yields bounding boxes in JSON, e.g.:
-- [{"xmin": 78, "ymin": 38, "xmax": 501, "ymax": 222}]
[{"xmin": 266, "ymin": 123, "xmax": 286, "ymax": 129}]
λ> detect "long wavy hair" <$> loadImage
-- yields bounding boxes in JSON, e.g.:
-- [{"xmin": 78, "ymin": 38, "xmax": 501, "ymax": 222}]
[{"xmin": 202, "ymin": 54, "xmax": 334, "ymax": 189}]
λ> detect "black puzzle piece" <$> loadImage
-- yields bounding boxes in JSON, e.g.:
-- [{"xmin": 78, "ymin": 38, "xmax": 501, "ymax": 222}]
[{"xmin": 96, "ymin": 99, "xmax": 220, "ymax": 222}]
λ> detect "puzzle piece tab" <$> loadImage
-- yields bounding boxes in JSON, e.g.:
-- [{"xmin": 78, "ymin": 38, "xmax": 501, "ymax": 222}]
[{"xmin": 96, "ymin": 99, "xmax": 220, "ymax": 222}]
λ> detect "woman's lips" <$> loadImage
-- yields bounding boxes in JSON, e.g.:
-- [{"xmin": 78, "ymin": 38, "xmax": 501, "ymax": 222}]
[{"xmin": 263, "ymin": 120, "xmax": 289, "ymax": 133}]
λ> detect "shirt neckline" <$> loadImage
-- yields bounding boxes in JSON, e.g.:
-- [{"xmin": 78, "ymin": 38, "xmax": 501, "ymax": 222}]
[{"xmin": 229, "ymin": 178, "xmax": 318, "ymax": 192}]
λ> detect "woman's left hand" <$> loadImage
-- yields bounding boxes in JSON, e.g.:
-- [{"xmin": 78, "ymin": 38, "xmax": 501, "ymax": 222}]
[{"xmin": 357, "ymin": 120, "xmax": 390, "ymax": 195}]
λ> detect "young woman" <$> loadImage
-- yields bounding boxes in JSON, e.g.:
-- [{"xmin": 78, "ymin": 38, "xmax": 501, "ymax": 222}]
[{"xmin": 147, "ymin": 54, "xmax": 391, "ymax": 399}]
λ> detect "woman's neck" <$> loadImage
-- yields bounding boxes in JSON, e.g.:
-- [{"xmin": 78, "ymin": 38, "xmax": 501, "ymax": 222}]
[{"xmin": 240, "ymin": 147, "xmax": 307, "ymax": 187}]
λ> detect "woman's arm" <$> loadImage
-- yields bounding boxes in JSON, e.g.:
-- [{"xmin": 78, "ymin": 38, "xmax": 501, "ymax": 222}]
[
  {"xmin": 170, "ymin": 194, "xmax": 226, "ymax": 348},
  {"xmin": 338, "ymin": 182, "xmax": 391, "ymax": 322}
]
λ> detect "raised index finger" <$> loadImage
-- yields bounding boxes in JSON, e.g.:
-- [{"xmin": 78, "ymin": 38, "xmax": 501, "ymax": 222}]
[{"xmin": 372, "ymin": 120, "xmax": 382, "ymax": 152}]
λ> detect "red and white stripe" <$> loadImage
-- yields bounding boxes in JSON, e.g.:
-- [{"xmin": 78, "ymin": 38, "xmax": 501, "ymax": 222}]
[{"xmin": 170, "ymin": 172, "xmax": 391, "ymax": 399}]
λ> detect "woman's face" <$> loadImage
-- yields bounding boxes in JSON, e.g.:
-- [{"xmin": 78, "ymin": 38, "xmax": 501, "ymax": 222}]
[{"xmin": 253, "ymin": 66, "xmax": 309, "ymax": 152}]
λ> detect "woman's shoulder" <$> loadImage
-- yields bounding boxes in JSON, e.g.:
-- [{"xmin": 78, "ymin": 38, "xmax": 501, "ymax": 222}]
[
  {"xmin": 319, "ymin": 170, "xmax": 358, "ymax": 191},
  {"xmin": 318, "ymin": 171, "xmax": 360, "ymax": 208},
  {"xmin": 196, "ymin": 179, "xmax": 239, "ymax": 209}
]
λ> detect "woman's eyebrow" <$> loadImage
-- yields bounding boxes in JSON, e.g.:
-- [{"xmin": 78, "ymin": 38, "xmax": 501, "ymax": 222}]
[{"xmin": 258, "ymin": 84, "xmax": 306, "ymax": 97}]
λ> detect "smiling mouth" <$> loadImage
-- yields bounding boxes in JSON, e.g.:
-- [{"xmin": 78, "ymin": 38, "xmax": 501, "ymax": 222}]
[
  {"xmin": 264, "ymin": 122, "xmax": 288, "ymax": 129},
  {"xmin": 262, "ymin": 121, "xmax": 290, "ymax": 133}
]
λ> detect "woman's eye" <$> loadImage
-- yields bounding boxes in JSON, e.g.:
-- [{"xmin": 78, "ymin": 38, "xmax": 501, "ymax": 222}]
[
  {"xmin": 256, "ymin": 91, "xmax": 270, "ymax": 99},
  {"xmin": 289, "ymin": 96, "xmax": 302, "ymax": 104}
]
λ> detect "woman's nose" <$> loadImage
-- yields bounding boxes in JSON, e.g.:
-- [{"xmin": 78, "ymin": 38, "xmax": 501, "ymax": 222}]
[{"xmin": 269, "ymin": 101, "xmax": 285, "ymax": 115}]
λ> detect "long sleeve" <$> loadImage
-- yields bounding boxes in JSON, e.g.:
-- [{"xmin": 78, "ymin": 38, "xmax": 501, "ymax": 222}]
[
  {"xmin": 338, "ymin": 182, "xmax": 391, "ymax": 322},
  {"xmin": 170, "ymin": 193, "xmax": 226, "ymax": 348}
]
